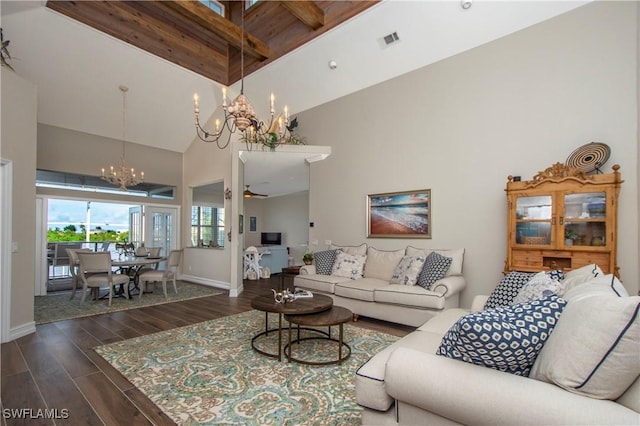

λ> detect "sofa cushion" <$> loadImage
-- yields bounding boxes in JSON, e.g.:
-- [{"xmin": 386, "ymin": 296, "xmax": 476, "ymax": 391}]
[
  {"xmin": 313, "ymin": 249, "xmax": 338, "ymax": 275},
  {"xmin": 356, "ymin": 329, "xmax": 448, "ymax": 411},
  {"xmin": 390, "ymin": 255, "xmax": 426, "ymax": 285},
  {"xmin": 417, "ymin": 308, "xmax": 471, "ymax": 334},
  {"xmin": 484, "ymin": 271, "xmax": 535, "ymax": 309},
  {"xmin": 530, "ymin": 294, "xmax": 640, "ymax": 400},
  {"xmin": 437, "ymin": 294, "xmax": 566, "ymax": 376},
  {"xmin": 417, "ymin": 252, "xmax": 452, "ymax": 290},
  {"xmin": 363, "ymin": 247, "xmax": 404, "ymax": 281},
  {"xmin": 294, "ymin": 273, "xmax": 350, "ymax": 294},
  {"xmin": 374, "ymin": 284, "xmax": 447, "ymax": 310},
  {"xmin": 330, "ymin": 243, "xmax": 367, "ymax": 256},
  {"xmin": 406, "ymin": 247, "xmax": 464, "ymax": 276},
  {"xmin": 335, "ymin": 277, "xmax": 387, "ymax": 302},
  {"xmin": 513, "ymin": 271, "xmax": 563, "ymax": 304},
  {"xmin": 331, "ymin": 251, "xmax": 366, "ymax": 280}
]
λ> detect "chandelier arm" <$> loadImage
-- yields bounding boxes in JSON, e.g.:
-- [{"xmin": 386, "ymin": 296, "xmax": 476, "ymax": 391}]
[{"xmin": 191, "ymin": 8, "xmax": 304, "ymax": 150}]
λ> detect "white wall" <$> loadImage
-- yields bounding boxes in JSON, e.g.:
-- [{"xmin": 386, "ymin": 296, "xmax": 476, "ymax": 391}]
[
  {"xmin": 243, "ymin": 191, "xmax": 309, "ymax": 264},
  {"xmin": 182, "ymin": 127, "xmax": 233, "ymax": 289},
  {"xmin": 1, "ymin": 68, "xmax": 38, "ymax": 339},
  {"xmin": 297, "ymin": 1, "xmax": 639, "ymax": 306}
]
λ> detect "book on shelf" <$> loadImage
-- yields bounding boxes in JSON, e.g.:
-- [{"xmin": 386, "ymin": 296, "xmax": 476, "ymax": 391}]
[{"xmin": 294, "ymin": 289, "xmax": 313, "ymax": 299}]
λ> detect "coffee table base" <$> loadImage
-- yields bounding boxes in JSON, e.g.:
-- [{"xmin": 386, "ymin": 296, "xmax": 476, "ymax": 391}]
[
  {"xmin": 284, "ymin": 306, "xmax": 353, "ymax": 365},
  {"xmin": 284, "ymin": 331, "xmax": 351, "ymax": 366},
  {"xmin": 251, "ymin": 312, "xmax": 329, "ymax": 361}
]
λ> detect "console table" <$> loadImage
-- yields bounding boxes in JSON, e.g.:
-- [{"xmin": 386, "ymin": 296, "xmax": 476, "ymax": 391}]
[{"xmin": 258, "ymin": 245, "xmax": 288, "ymax": 274}]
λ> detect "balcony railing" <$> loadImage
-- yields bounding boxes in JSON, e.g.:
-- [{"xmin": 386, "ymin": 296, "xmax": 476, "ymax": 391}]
[{"xmin": 47, "ymin": 241, "xmax": 140, "ymax": 280}]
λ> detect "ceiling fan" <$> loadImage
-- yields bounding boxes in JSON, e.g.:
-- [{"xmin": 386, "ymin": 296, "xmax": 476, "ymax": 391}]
[{"xmin": 244, "ymin": 185, "xmax": 268, "ymax": 198}]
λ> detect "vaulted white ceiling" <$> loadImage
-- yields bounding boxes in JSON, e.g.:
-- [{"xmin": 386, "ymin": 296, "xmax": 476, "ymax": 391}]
[{"xmin": 1, "ymin": 1, "xmax": 587, "ymax": 154}]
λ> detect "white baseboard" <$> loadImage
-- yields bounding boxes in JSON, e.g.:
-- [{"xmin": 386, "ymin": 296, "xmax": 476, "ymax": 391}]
[
  {"xmin": 180, "ymin": 274, "xmax": 230, "ymax": 291},
  {"xmin": 6, "ymin": 321, "xmax": 36, "ymax": 342}
]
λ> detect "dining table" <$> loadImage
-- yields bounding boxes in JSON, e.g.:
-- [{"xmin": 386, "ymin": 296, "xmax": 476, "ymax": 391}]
[{"xmin": 110, "ymin": 255, "xmax": 166, "ymax": 297}]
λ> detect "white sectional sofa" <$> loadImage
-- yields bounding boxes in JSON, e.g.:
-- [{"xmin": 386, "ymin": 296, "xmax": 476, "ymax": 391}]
[
  {"xmin": 356, "ymin": 265, "xmax": 640, "ymax": 425},
  {"xmin": 294, "ymin": 244, "xmax": 466, "ymax": 327}
]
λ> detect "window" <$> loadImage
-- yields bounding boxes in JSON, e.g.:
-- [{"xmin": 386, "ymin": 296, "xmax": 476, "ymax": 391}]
[
  {"xmin": 246, "ymin": 0, "xmax": 259, "ymax": 9},
  {"xmin": 192, "ymin": 206, "xmax": 225, "ymax": 248},
  {"xmin": 36, "ymin": 169, "xmax": 176, "ymax": 199},
  {"xmin": 199, "ymin": 0, "xmax": 224, "ymax": 16}
]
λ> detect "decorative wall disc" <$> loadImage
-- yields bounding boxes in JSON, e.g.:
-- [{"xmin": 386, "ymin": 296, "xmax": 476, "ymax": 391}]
[{"xmin": 566, "ymin": 142, "xmax": 610, "ymax": 173}]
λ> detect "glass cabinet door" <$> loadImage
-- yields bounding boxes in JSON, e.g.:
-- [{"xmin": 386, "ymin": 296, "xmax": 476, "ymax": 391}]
[
  {"xmin": 515, "ymin": 195, "xmax": 553, "ymax": 245},
  {"xmin": 563, "ymin": 192, "xmax": 607, "ymax": 247}
]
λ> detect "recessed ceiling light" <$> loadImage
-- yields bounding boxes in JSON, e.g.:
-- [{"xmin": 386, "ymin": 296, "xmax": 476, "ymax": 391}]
[
  {"xmin": 461, "ymin": 0, "xmax": 472, "ymax": 10},
  {"xmin": 328, "ymin": 60, "xmax": 337, "ymax": 70}
]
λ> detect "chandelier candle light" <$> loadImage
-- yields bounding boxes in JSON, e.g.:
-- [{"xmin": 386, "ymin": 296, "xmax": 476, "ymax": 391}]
[
  {"xmin": 192, "ymin": 12, "xmax": 303, "ymax": 150},
  {"xmin": 101, "ymin": 85, "xmax": 144, "ymax": 191}
]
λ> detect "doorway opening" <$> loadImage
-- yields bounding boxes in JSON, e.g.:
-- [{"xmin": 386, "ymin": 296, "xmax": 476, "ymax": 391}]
[{"xmin": 40, "ymin": 197, "xmax": 179, "ymax": 295}]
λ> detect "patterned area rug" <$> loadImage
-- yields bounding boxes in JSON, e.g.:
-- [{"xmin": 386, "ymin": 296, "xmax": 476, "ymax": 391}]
[
  {"xmin": 35, "ymin": 282, "xmax": 223, "ymax": 324},
  {"xmin": 95, "ymin": 310, "xmax": 399, "ymax": 425}
]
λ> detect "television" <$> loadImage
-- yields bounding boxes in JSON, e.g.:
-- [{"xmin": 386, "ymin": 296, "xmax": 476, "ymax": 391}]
[{"xmin": 261, "ymin": 232, "xmax": 282, "ymax": 246}]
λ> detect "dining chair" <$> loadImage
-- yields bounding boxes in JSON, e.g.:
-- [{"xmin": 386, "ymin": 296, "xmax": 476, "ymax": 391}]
[
  {"xmin": 135, "ymin": 246, "xmax": 163, "ymax": 277},
  {"xmin": 135, "ymin": 246, "xmax": 148, "ymax": 257},
  {"xmin": 77, "ymin": 252, "xmax": 130, "ymax": 306},
  {"xmin": 138, "ymin": 249, "xmax": 182, "ymax": 299},
  {"xmin": 66, "ymin": 248, "xmax": 92, "ymax": 301},
  {"xmin": 147, "ymin": 247, "xmax": 162, "ymax": 257}
]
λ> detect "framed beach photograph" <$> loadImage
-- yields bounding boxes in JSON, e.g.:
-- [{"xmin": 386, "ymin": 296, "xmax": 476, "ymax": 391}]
[{"xmin": 367, "ymin": 189, "xmax": 431, "ymax": 238}]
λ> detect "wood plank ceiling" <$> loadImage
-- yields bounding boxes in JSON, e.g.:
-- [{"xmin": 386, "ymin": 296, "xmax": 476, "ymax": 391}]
[{"xmin": 46, "ymin": 0, "xmax": 379, "ymax": 86}]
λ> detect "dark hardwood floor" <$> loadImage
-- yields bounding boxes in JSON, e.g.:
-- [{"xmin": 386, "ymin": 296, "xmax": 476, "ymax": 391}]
[{"xmin": 1, "ymin": 277, "xmax": 414, "ymax": 425}]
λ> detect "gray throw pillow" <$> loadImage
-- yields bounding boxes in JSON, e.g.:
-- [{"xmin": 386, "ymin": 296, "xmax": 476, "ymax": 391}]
[{"xmin": 314, "ymin": 249, "xmax": 338, "ymax": 275}]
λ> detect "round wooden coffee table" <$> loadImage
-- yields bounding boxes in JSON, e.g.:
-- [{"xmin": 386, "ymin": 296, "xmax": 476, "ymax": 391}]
[
  {"xmin": 284, "ymin": 306, "xmax": 353, "ymax": 365},
  {"xmin": 251, "ymin": 293, "xmax": 333, "ymax": 361}
]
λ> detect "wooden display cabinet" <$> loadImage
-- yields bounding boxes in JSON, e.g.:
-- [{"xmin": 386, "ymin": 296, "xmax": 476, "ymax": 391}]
[{"xmin": 505, "ymin": 163, "xmax": 622, "ymax": 276}]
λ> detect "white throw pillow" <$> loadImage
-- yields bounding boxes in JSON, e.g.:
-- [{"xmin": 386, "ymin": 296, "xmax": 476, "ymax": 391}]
[
  {"xmin": 331, "ymin": 251, "xmax": 366, "ymax": 280},
  {"xmin": 363, "ymin": 247, "xmax": 404, "ymax": 281},
  {"xmin": 530, "ymin": 295, "xmax": 640, "ymax": 400},
  {"xmin": 513, "ymin": 271, "xmax": 563, "ymax": 304},
  {"xmin": 561, "ymin": 264, "xmax": 603, "ymax": 295},
  {"xmin": 563, "ymin": 273, "xmax": 629, "ymax": 303},
  {"xmin": 405, "ymin": 246, "xmax": 464, "ymax": 277},
  {"xmin": 389, "ymin": 256, "xmax": 426, "ymax": 285}
]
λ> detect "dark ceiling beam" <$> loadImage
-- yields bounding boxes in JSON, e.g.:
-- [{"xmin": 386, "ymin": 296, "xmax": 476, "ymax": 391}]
[
  {"xmin": 161, "ymin": 1, "xmax": 271, "ymax": 61},
  {"xmin": 280, "ymin": 1, "xmax": 325, "ymax": 30},
  {"xmin": 47, "ymin": 0, "xmax": 229, "ymax": 84}
]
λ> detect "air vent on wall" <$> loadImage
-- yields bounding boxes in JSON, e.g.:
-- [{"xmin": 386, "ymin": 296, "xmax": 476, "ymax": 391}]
[{"xmin": 379, "ymin": 31, "xmax": 400, "ymax": 49}]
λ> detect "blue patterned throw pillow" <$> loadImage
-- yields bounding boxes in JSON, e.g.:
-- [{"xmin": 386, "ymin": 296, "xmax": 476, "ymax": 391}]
[
  {"xmin": 437, "ymin": 294, "xmax": 566, "ymax": 376},
  {"xmin": 390, "ymin": 256, "xmax": 427, "ymax": 285},
  {"xmin": 546, "ymin": 269, "xmax": 565, "ymax": 281},
  {"xmin": 314, "ymin": 249, "xmax": 338, "ymax": 275},
  {"xmin": 416, "ymin": 252, "xmax": 452, "ymax": 290},
  {"xmin": 331, "ymin": 251, "xmax": 366, "ymax": 280},
  {"xmin": 484, "ymin": 271, "xmax": 536, "ymax": 309}
]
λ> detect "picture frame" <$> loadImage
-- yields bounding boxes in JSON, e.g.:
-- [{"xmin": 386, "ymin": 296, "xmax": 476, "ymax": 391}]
[
  {"xmin": 239, "ymin": 214, "xmax": 244, "ymax": 234},
  {"xmin": 367, "ymin": 189, "xmax": 431, "ymax": 238},
  {"xmin": 249, "ymin": 216, "xmax": 257, "ymax": 233}
]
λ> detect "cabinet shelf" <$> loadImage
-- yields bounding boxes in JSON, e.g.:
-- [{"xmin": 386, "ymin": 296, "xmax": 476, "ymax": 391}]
[{"xmin": 505, "ymin": 163, "xmax": 622, "ymax": 276}]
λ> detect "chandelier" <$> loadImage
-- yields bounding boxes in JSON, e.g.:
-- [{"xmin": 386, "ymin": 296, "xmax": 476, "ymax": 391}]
[
  {"xmin": 193, "ymin": 12, "xmax": 304, "ymax": 150},
  {"xmin": 101, "ymin": 85, "xmax": 144, "ymax": 190}
]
